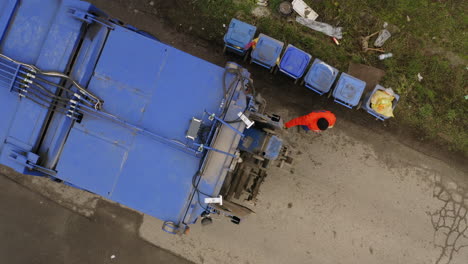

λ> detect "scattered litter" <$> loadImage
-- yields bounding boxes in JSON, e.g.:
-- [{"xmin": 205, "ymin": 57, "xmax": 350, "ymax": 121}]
[
  {"xmin": 110, "ymin": 255, "xmax": 116, "ymax": 260},
  {"xmin": 296, "ymin": 17, "xmax": 342, "ymax": 39},
  {"xmin": 361, "ymin": 31, "xmax": 384, "ymax": 53},
  {"xmin": 256, "ymin": 0, "xmax": 268, "ymax": 7},
  {"xmin": 133, "ymin": 9, "xmax": 139, "ymax": 14},
  {"xmin": 292, "ymin": 0, "xmax": 319, "ymax": 20},
  {"xmin": 406, "ymin": 15, "xmax": 411, "ymax": 22},
  {"xmin": 202, "ymin": 27, "xmax": 204, "ymax": 30},
  {"xmin": 222, "ymin": 24, "xmax": 226, "ymax": 28},
  {"xmin": 332, "ymin": 37, "xmax": 340, "ymax": 45},
  {"xmin": 378, "ymin": 53, "xmax": 393, "ymax": 60},
  {"xmin": 252, "ymin": 6, "xmax": 271, "ymax": 18},
  {"xmin": 279, "ymin": 1, "xmax": 293, "ymax": 16},
  {"xmin": 149, "ymin": 1, "xmax": 154, "ymax": 6},
  {"xmin": 383, "ymin": 22, "xmax": 388, "ymax": 28},
  {"xmin": 374, "ymin": 29, "xmax": 391, "ymax": 47},
  {"xmin": 417, "ymin": 73, "xmax": 423, "ymax": 82},
  {"xmin": 371, "ymin": 89, "xmax": 395, "ymax": 117}
]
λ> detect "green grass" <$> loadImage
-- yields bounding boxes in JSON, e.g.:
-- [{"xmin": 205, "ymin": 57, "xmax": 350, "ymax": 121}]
[{"xmin": 166, "ymin": 0, "xmax": 468, "ymax": 155}]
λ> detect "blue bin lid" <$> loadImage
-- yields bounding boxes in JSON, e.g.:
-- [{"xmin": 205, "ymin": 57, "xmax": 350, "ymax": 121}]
[
  {"xmin": 304, "ymin": 59, "xmax": 338, "ymax": 93},
  {"xmin": 223, "ymin": 18, "xmax": 256, "ymax": 49},
  {"xmin": 251, "ymin": 33, "xmax": 284, "ymax": 67},
  {"xmin": 333, "ymin": 73, "xmax": 366, "ymax": 106},
  {"xmin": 279, "ymin": 45, "xmax": 311, "ymax": 78}
]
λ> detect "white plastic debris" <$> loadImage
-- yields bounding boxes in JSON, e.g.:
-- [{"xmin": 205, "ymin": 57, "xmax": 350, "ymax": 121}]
[
  {"xmin": 257, "ymin": 0, "xmax": 268, "ymax": 7},
  {"xmin": 222, "ymin": 24, "xmax": 226, "ymax": 28},
  {"xmin": 417, "ymin": 73, "xmax": 423, "ymax": 82},
  {"xmin": 378, "ymin": 53, "xmax": 393, "ymax": 60},
  {"xmin": 292, "ymin": 0, "xmax": 318, "ymax": 20},
  {"xmin": 406, "ymin": 15, "xmax": 411, "ymax": 22},
  {"xmin": 383, "ymin": 22, "xmax": 388, "ymax": 28},
  {"xmin": 296, "ymin": 17, "xmax": 342, "ymax": 39},
  {"xmin": 374, "ymin": 29, "xmax": 391, "ymax": 47},
  {"xmin": 149, "ymin": 1, "xmax": 154, "ymax": 6},
  {"xmin": 110, "ymin": 255, "xmax": 116, "ymax": 260}
]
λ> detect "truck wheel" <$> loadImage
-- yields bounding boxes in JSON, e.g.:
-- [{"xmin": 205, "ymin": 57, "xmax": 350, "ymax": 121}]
[{"xmin": 201, "ymin": 217, "xmax": 213, "ymax": 226}]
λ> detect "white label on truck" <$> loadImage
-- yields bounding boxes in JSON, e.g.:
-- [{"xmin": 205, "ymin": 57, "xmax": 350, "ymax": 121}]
[
  {"xmin": 204, "ymin": 195, "xmax": 223, "ymax": 206},
  {"xmin": 238, "ymin": 112, "xmax": 254, "ymax": 129}
]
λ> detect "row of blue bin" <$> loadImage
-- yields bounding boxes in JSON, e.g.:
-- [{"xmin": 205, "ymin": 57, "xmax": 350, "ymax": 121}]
[{"xmin": 223, "ymin": 19, "xmax": 399, "ymax": 120}]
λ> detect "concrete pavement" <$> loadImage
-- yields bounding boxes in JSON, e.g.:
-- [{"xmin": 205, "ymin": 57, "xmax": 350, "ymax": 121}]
[{"xmin": 0, "ymin": 175, "xmax": 192, "ymax": 264}]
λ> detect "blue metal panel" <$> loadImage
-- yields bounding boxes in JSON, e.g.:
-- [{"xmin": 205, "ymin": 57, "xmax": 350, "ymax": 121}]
[
  {"xmin": 278, "ymin": 45, "xmax": 311, "ymax": 79},
  {"xmin": 333, "ymin": 73, "xmax": 366, "ymax": 108},
  {"xmin": 264, "ymin": 135, "xmax": 282, "ymax": 160},
  {"xmin": 224, "ymin": 18, "xmax": 256, "ymax": 52},
  {"xmin": 0, "ymin": 0, "xmax": 92, "ymax": 173},
  {"xmin": 53, "ymin": 26, "xmax": 241, "ymax": 225},
  {"xmin": 304, "ymin": 58, "xmax": 339, "ymax": 95},
  {"xmin": 251, "ymin": 34, "xmax": 284, "ymax": 69},
  {"xmin": 0, "ymin": 0, "xmax": 18, "ymax": 43}
]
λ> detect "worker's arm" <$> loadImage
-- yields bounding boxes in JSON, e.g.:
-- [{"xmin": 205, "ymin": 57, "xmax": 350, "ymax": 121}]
[{"xmin": 285, "ymin": 116, "xmax": 309, "ymax": 128}]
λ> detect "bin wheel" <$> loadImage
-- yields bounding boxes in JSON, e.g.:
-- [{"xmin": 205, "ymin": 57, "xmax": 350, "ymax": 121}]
[
  {"xmin": 252, "ymin": 154, "xmax": 265, "ymax": 161},
  {"xmin": 356, "ymin": 101, "xmax": 362, "ymax": 110},
  {"xmin": 262, "ymin": 128, "xmax": 276, "ymax": 135},
  {"xmin": 243, "ymin": 50, "xmax": 250, "ymax": 62}
]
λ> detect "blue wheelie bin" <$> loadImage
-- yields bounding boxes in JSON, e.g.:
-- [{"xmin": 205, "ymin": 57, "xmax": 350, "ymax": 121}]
[
  {"xmin": 302, "ymin": 59, "xmax": 339, "ymax": 95},
  {"xmin": 276, "ymin": 44, "xmax": 311, "ymax": 83},
  {"xmin": 332, "ymin": 73, "xmax": 366, "ymax": 109},
  {"xmin": 223, "ymin": 18, "xmax": 257, "ymax": 60},
  {"xmin": 250, "ymin": 33, "xmax": 284, "ymax": 72},
  {"xmin": 361, "ymin": 85, "xmax": 400, "ymax": 120}
]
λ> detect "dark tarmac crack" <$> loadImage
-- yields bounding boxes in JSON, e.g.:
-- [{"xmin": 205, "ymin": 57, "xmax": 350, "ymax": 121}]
[{"xmin": 431, "ymin": 181, "xmax": 468, "ymax": 264}]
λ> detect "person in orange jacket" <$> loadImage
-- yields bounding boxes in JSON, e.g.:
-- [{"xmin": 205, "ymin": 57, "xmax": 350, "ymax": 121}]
[{"xmin": 284, "ymin": 110, "xmax": 336, "ymax": 132}]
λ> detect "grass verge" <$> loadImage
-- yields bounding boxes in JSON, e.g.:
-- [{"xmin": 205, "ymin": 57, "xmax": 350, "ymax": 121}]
[{"xmin": 162, "ymin": 0, "xmax": 468, "ymax": 155}]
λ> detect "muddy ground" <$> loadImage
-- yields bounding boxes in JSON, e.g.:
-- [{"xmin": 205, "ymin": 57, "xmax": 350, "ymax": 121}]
[{"xmin": 2, "ymin": 1, "xmax": 468, "ymax": 264}]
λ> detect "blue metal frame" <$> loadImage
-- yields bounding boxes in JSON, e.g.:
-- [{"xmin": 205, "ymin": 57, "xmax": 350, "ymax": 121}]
[{"xmin": 0, "ymin": 0, "xmax": 252, "ymax": 230}]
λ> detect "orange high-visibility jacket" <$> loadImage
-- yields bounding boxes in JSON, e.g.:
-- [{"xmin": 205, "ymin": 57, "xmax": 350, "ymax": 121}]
[{"xmin": 285, "ymin": 111, "xmax": 336, "ymax": 132}]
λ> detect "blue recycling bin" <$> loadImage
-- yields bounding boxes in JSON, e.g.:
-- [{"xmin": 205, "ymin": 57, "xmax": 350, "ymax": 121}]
[
  {"xmin": 250, "ymin": 33, "xmax": 284, "ymax": 72},
  {"xmin": 332, "ymin": 73, "xmax": 366, "ymax": 109},
  {"xmin": 277, "ymin": 44, "xmax": 311, "ymax": 83},
  {"xmin": 361, "ymin": 85, "xmax": 400, "ymax": 121},
  {"xmin": 303, "ymin": 59, "xmax": 339, "ymax": 95},
  {"xmin": 223, "ymin": 18, "xmax": 257, "ymax": 59}
]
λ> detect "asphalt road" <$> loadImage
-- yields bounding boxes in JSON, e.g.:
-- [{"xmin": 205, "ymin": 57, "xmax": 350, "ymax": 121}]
[
  {"xmin": 1, "ymin": 1, "xmax": 467, "ymax": 264},
  {"xmin": 0, "ymin": 175, "xmax": 192, "ymax": 264}
]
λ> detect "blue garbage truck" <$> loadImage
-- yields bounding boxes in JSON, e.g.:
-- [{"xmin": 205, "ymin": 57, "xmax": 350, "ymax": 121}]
[{"xmin": 0, "ymin": 0, "xmax": 287, "ymax": 234}]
